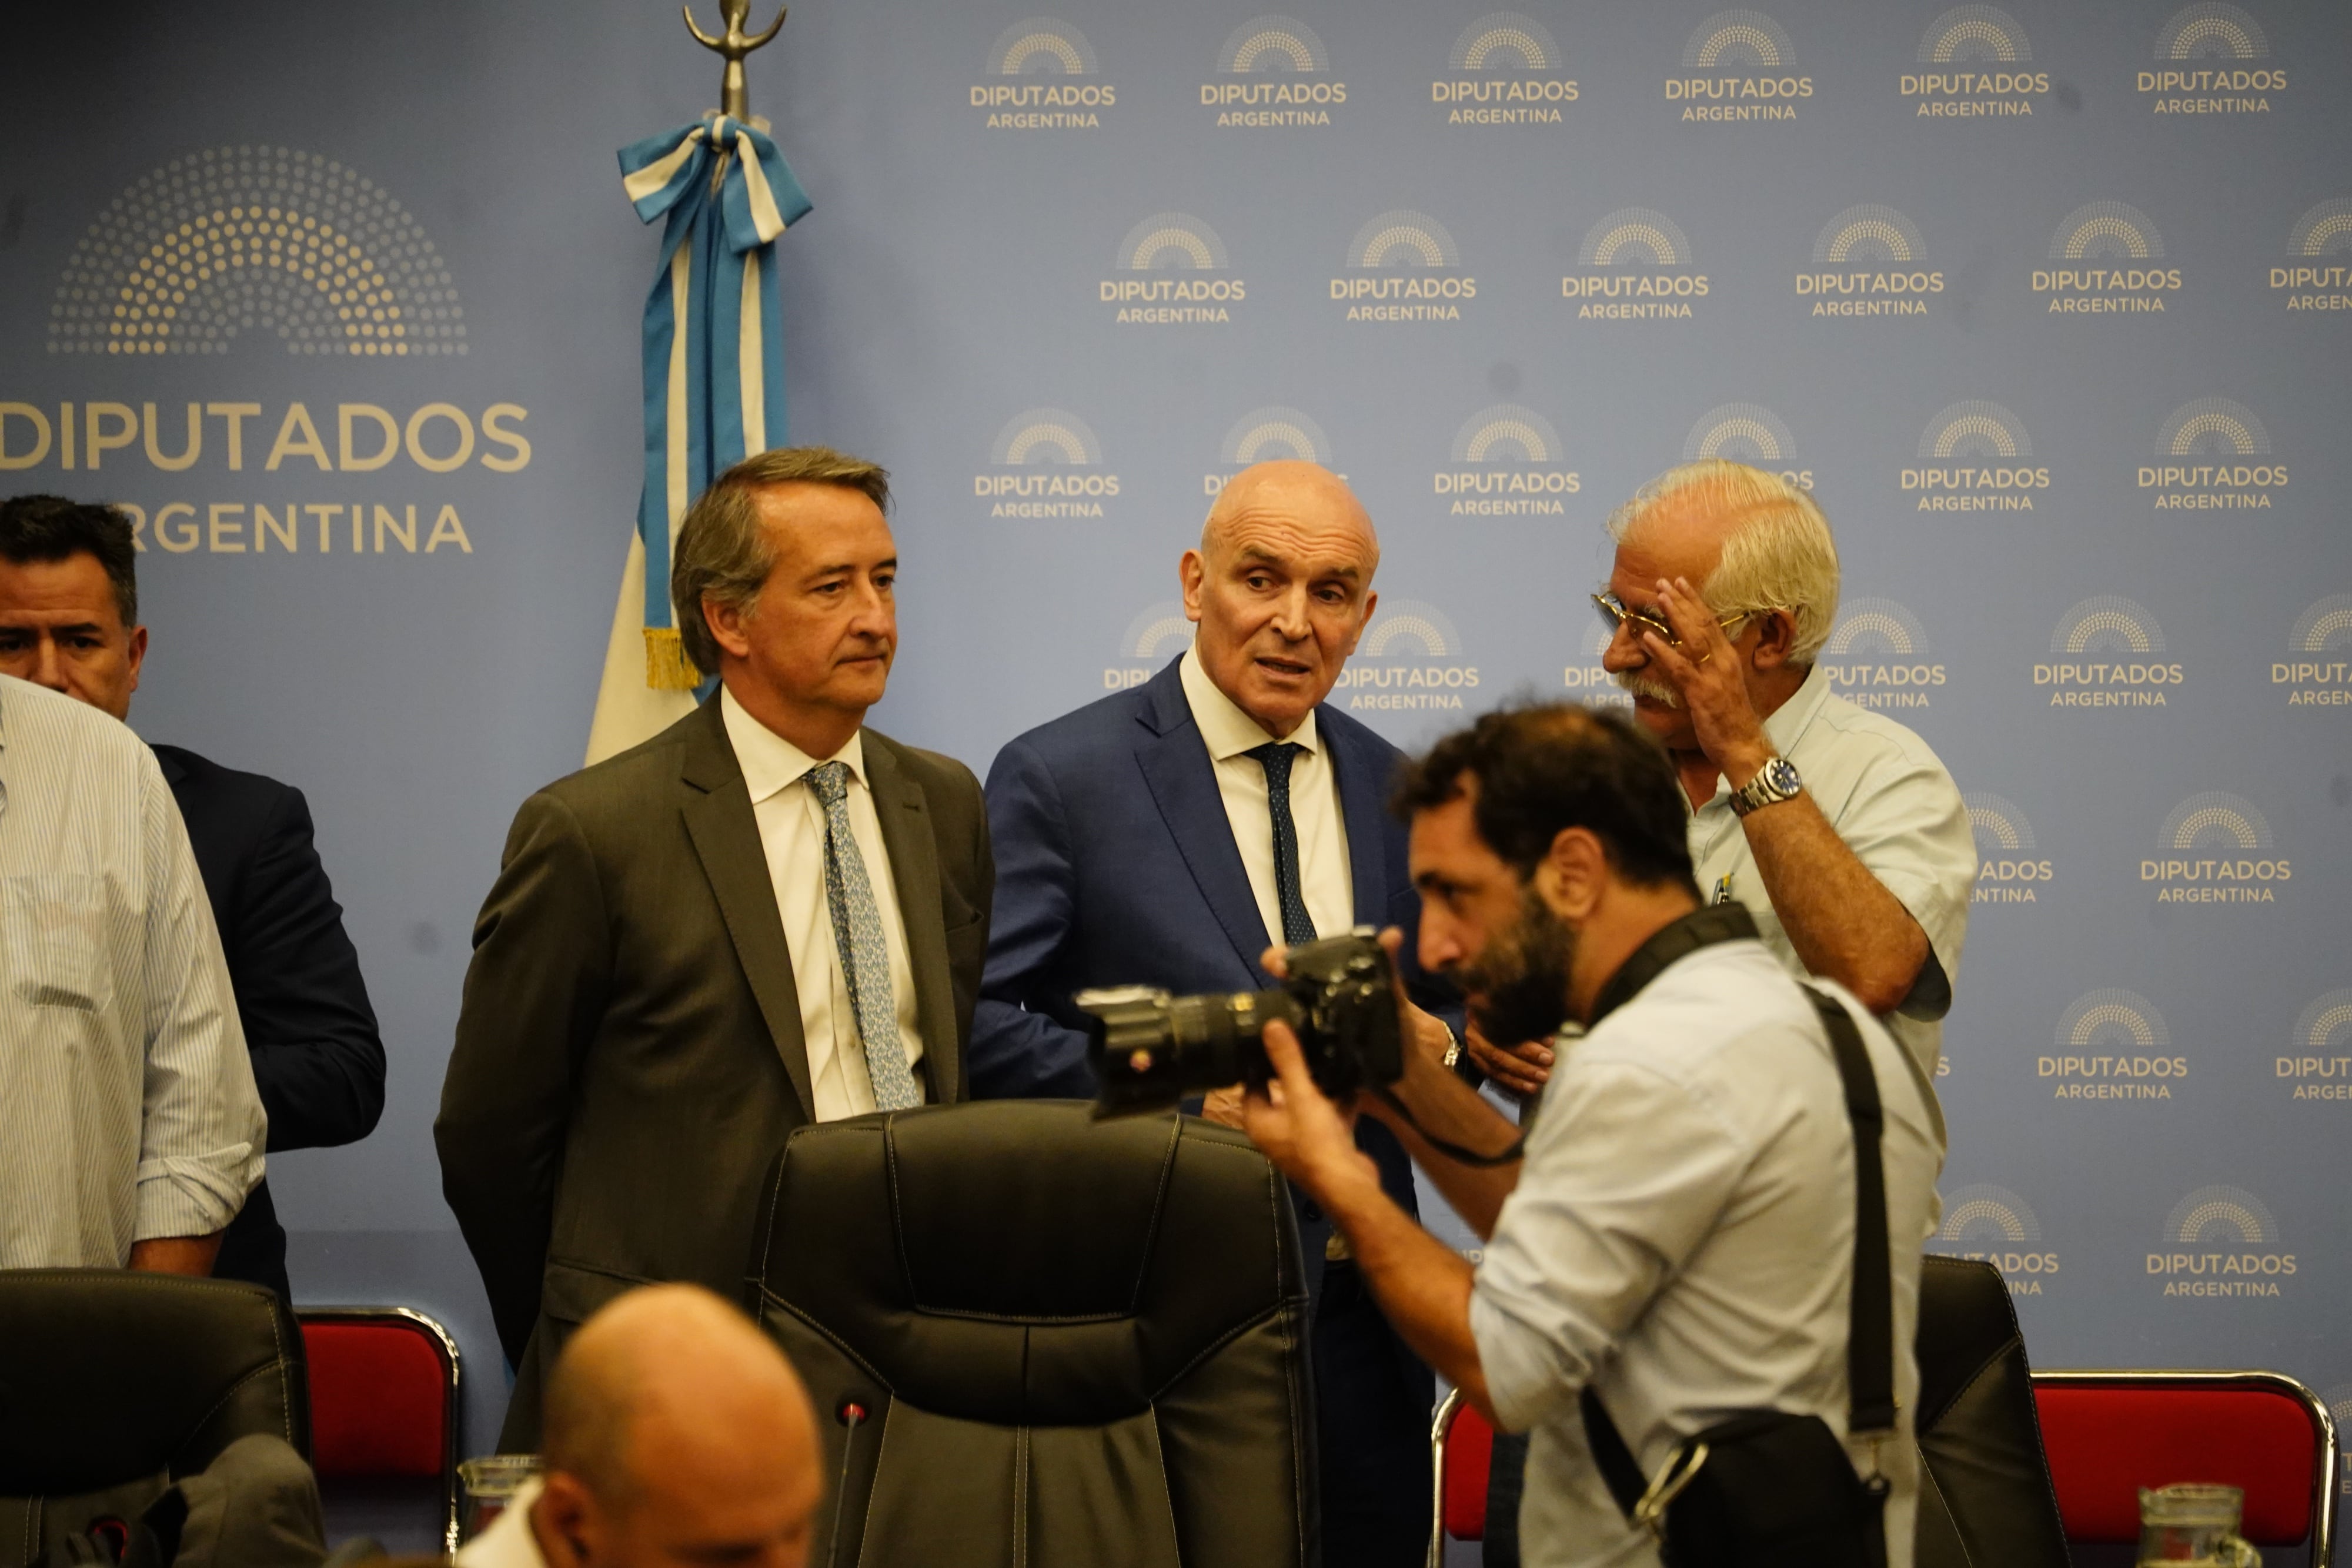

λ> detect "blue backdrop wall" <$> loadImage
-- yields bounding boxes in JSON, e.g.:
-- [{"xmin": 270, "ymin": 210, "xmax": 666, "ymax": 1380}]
[{"xmin": 2, "ymin": 0, "xmax": 2347, "ymax": 1490}]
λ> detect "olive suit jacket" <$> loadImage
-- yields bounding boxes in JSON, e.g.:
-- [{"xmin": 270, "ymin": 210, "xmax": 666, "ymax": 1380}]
[{"xmin": 435, "ymin": 697, "xmax": 991, "ymax": 1446}]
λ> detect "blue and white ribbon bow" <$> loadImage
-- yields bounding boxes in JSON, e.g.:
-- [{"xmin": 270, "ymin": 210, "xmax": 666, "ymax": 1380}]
[{"xmin": 617, "ymin": 114, "xmax": 812, "ymax": 688}]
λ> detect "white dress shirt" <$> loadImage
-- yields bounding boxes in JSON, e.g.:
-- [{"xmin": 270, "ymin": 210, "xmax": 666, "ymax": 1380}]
[
  {"xmin": 0, "ymin": 674, "xmax": 264, "ymax": 1267},
  {"xmin": 1689, "ymin": 666, "xmax": 1975, "ymax": 1108},
  {"xmin": 721, "ymin": 688, "xmax": 927, "ymax": 1121},
  {"xmin": 1178, "ymin": 649, "xmax": 1355, "ymax": 944},
  {"xmin": 1469, "ymin": 939, "xmax": 1943, "ymax": 1568}
]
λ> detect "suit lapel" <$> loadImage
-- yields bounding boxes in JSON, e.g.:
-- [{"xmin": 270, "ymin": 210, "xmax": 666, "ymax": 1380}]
[
  {"xmin": 1325, "ymin": 714, "xmax": 1393, "ymax": 927},
  {"xmin": 863, "ymin": 734, "xmax": 961, "ymax": 1105},
  {"xmin": 678, "ymin": 701, "xmax": 818, "ymax": 1121},
  {"xmin": 1134, "ymin": 665, "xmax": 1273, "ymax": 977}
]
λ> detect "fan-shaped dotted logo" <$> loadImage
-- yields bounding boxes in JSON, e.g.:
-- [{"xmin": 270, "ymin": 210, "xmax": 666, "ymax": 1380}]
[
  {"xmin": 973, "ymin": 18, "xmax": 1112, "ymax": 128},
  {"xmin": 2146, "ymin": 792, "xmax": 2286, "ymax": 905},
  {"xmin": 1102, "ymin": 215, "xmax": 1242, "ymax": 325},
  {"xmin": 1339, "ymin": 599, "xmax": 1479, "ymax": 722},
  {"xmin": 1935, "ymin": 1183, "xmax": 2059, "ymax": 1292},
  {"xmin": 2049, "ymin": 596, "xmax": 2164, "ymax": 655},
  {"xmin": 1104, "ymin": 600, "xmax": 1194, "ymax": 690},
  {"xmin": 1221, "ymin": 14, "xmax": 1328, "ymax": 72},
  {"xmin": 2139, "ymin": 6, "xmax": 2283, "ymax": 115},
  {"xmin": 1682, "ymin": 10, "xmax": 1795, "ymax": 68},
  {"xmin": 1919, "ymin": 6, "xmax": 2032, "ymax": 63},
  {"xmin": 1964, "ymin": 791, "xmax": 2053, "ymax": 901},
  {"xmin": 1822, "ymin": 599, "xmax": 1943, "ymax": 710},
  {"xmin": 46, "ymin": 145, "xmax": 465, "ymax": 360},
  {"xmin": 1436, "ymin": 14, "xmax": 1579, "ymax": 125},
  {"xmin": 1680, "ymin": 403, "xmax": 1810, "ymax": 488},
  {"xmin": 1207, "ymin": 15, "xmax": 1343, "ymax": 126},
  {"xmin": 1220, "ymin": 406, "xmax": 1329, "ymax": 467},
  {"xmin": 1453, "ymin": 12, "xmax": 1560, "ymax": 70},
  {"xmin": 1801, "ymin": 205, "xmax": 1940, "ymax": 319},
  {"xmin": 1437, "ymin": 405, "xmax": 1579, "ymax": 519},
  {"xmin": 2281, "ymin": 991, "xmax": 2352, "ymax": 1100},
  {"xmin": 2159, "ymin": 397, "xmax": 2269, "ymax": 456},
  {"xmin": 2151, "ymin": 1184, "xmax": 2292, "ymax": 1298},
  {"xmin": 2037, "ymin": 597, "xmax": 2181, "ymax": 708},
  {"xmin": 1566, "ymin": 208, "xmax": 1708, "ymax": 322},
  {"xmin": 1669, "ymin": 11, "xmax": 1810, "ymax": 124},
  {"xmin": 1205, "ymin": 404, "xmax": 1333, "ymax": 499},
  {"xmin": 2276, "ymin": 199, "xmax": 2352, "ymax": 311},
  {"xmin": 1903, "ymin": 400, "xmax": 2048, "ymax": 511},
  {"xmin": 1334, "ymin": 210, "xmax": 1473, "ymax": 325},
  {"xmin": 2156, "ymin": 4, "xmax": 2269, "ymax": 59},
  {"xmin": 2051, "ymin": 201, "xmax": 2164, "ymax": 260},
  {"xmin": 990, "ymin": 18, "xmax": 1097, "ymax": 75},
  {"xmin": 975, "ymin": 409, "xmax": 1120, "ymax": 520},
  {"xmin": 2043, "ymin": 988, "xmax": 2184, "ymax": 1102}
]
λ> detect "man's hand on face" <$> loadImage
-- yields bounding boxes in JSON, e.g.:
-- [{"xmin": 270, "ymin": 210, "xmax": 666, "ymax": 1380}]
[
  {"xmin": 1637, "ymin": 575, "xmax": 1773, "ymax": 788},
  {"xmin": 1462, "ymin": 1022, "xmax": 1552, "ymax": 1099}
]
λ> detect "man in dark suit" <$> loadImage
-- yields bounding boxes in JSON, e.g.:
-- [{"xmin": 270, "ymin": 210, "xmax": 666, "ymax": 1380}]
[
  {"xmin": 438, "ymin": 448, "xmax": 991, "ymax": 1448},
  {"xmin": 0, "ymin": 494, "xmax": 385, "ymax": 1300},
  {"xmin": 973, "ymin": 460, "xmax": 1454, "ymax": 1567}
]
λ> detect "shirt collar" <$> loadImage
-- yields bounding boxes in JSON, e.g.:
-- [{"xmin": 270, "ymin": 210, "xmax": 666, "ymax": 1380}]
[
  {"xmin": 719, "ymin": 686, "xmax": 866, "ymax": 805},
  {"xmin": 1692, "ymin": 664, "xmax": 1832, "ymax": 812},
  {"xmin": 1179, "ymin": 647, "xmax": 1322, "ymax": 762}
]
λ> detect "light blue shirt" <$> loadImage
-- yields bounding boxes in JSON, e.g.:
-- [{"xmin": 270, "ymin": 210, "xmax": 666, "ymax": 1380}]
[
  {"xmin": 0, "ymin": 675, "xmax": 263, "ymax": 1266},
  {"xmin": 1469, "ymin": 939, "xmax": 1943, "ymax": 1568}
]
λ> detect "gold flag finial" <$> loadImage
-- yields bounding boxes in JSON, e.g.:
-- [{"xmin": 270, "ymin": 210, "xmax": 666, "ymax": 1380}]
[{"xmin": 684, "ymin": 0, "xmax": 787, "ymax": 121}]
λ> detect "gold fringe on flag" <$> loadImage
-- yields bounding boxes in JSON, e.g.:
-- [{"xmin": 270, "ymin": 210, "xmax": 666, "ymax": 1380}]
[{"xmin": 644, "ymin": 627, "xmax": 701, "ymax": 691}]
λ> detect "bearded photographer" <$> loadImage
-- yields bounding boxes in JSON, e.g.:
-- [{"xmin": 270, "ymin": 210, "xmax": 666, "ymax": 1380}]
[{"xmin": 1238, "ymin": 704, "xmax": 1942, "ymax": 1568}]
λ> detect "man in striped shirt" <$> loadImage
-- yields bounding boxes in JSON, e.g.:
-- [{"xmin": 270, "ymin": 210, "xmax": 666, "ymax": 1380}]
[{"xmin": 0, "ymin": 671, "xmax": 264, "ymax": 1272}]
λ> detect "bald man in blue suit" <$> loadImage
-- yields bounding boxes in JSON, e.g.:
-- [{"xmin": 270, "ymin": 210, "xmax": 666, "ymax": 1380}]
[{"xmin": 973, "ymin": 462, "xmax": 1458, "ymax": 1568}]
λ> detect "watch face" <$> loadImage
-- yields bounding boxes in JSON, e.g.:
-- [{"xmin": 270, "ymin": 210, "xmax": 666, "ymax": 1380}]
[{"xmin": 1767, "ymin": 757, "xmax": 1801, "ymax": 795}]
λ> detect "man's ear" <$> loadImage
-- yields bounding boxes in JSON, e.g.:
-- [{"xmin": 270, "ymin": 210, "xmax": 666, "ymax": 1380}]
[
  {"xmin": 703, "ymin": 594, "xmax": 753, "ymax": 662},
  {"xmin": 1178, "ymin": 549, "xmax": 1207, "ymax": 623},
  {"xmin": 1749, "ymin": 607, "xmax": 1799, "ymax": 671},
  {"xmin": 124, "ymin": 624, "xmax": 148, "ymax": 696},
  {"xmin": 1537, "ymin": 825, "xmax": 1607, "ymax": 922},
  {"xmin": 1338, "ymin": 587, "xmax": 1377, "ymax": 659},
  {"xmin": 527, "ymin": 1473, "xmax": 598, "ymax": 1568}
]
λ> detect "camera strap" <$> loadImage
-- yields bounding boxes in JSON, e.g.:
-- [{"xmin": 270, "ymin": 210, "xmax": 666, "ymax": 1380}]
[
  {"xmin": 1581, "ymin": 982, "xmax": 1896, "ymax": 1516},
  {"xmin": 1385, "ymin": 904, "xmax": 1763, "ymax": 1170}
]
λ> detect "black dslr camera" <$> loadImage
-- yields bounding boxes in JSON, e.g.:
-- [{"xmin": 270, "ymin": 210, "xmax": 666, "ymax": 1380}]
[{"xmin": 1074, "ymin": 931, "xmax": 1404, "ymax": 1116}]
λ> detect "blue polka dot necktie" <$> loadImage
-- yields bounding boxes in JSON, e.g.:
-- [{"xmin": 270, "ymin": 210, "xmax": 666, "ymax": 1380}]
[
  {"xmin": 1246, "ymin": 741, "xmax": 1318, "ymax": 947},
  {"xmin": 806, "ymin": 761, "xmax": 923, "ymax": 1112}
]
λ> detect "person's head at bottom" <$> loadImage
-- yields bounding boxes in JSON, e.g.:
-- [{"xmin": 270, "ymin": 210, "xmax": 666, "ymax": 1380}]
[{"xmin": 530, "ymin": 1283, "xmax": 821, "ymax": 1568}]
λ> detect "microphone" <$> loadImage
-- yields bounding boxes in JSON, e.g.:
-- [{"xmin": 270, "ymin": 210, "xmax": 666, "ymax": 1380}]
[{"xmin": 828, "ymin": 1392, "xmax": 880, "ymax": 1568}]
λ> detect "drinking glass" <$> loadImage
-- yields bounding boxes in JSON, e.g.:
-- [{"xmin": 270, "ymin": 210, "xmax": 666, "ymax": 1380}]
[
  {"xmin": 457, "ymin": 1453, "xmax": 544, "ymax": 1543},
  {"xmin": 2137, "ymin": 1482, "xmax": 2260, "ymax": 1566}
]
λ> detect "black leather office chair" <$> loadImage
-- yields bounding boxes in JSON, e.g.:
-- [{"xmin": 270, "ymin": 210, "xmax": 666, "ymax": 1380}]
[
  {"xmin": 1912, "ymin": 1256, "xmax": 2070, "ymax": 1568},
  {"xmin": 748, "ymin": 1101, "xmax": 1316, "ymax": 1568},
  {"xmin": 0, "ymin": 1269, "xmax": 310, "ymax": 1564}
]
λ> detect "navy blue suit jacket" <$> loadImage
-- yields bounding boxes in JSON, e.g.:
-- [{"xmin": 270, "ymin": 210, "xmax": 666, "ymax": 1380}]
[
  {"xmin": 971, "ymin": 661, "xmax": 1454, "ymax": 1259},
  {"xmin": 156, "ymin": 745, "xmax": 385, "ymax": 1299}
]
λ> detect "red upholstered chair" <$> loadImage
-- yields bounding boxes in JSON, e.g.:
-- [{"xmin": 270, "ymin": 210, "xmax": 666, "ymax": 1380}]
[
  {"xmin": 1428, "ymin": 1388, "xmax": 1496, "ymax": 1567},
  {"xmin": 2033, "ymin": 1370, "xmax": 2337, "ymax": 1566},
  {"xmin": 299, "ymin": 1308, "xmax": 464, "ymax": 1557}
]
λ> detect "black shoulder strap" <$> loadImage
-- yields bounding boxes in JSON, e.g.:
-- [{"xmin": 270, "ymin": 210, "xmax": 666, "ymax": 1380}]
[{"xmin": 1579, "ymin": 983, "xmax": 1897, "ymax": 1518}]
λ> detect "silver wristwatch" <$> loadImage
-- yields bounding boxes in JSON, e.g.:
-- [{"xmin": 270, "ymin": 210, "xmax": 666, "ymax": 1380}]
[{"xmin": 1729, "ymin": 755, "xmax": 1803, "ymax": 817}]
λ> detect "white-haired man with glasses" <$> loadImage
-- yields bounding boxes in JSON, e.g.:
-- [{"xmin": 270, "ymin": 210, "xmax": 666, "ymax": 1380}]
[{"xmin": 1465, "ymin": 459, "xmax": 1972, "ymax": 1118}]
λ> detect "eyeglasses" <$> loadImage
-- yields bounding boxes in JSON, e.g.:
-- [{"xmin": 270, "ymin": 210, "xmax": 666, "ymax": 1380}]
[{"xmin": 1591, "ymin": 591, "xmax": 1768, "ymax": 647}]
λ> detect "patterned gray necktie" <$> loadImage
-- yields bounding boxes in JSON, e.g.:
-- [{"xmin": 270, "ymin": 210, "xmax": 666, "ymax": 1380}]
[
  {"xmin": 806, "ymin": 761, "xmax": 922, "ymax": 1112},
  {"xmin": 1245, "ymin": 741, "xmax": 1318, "ymax": 947}
]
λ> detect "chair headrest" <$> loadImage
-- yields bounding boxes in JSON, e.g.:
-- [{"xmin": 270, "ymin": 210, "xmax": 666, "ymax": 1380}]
[
  {"xmin": 751, "ymin": 1102, "xmax": 1301, "ymax": 1426},
  {"xmin": 0, "ymin": 1270, "xmax": 308, "ymax": 1493}
]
